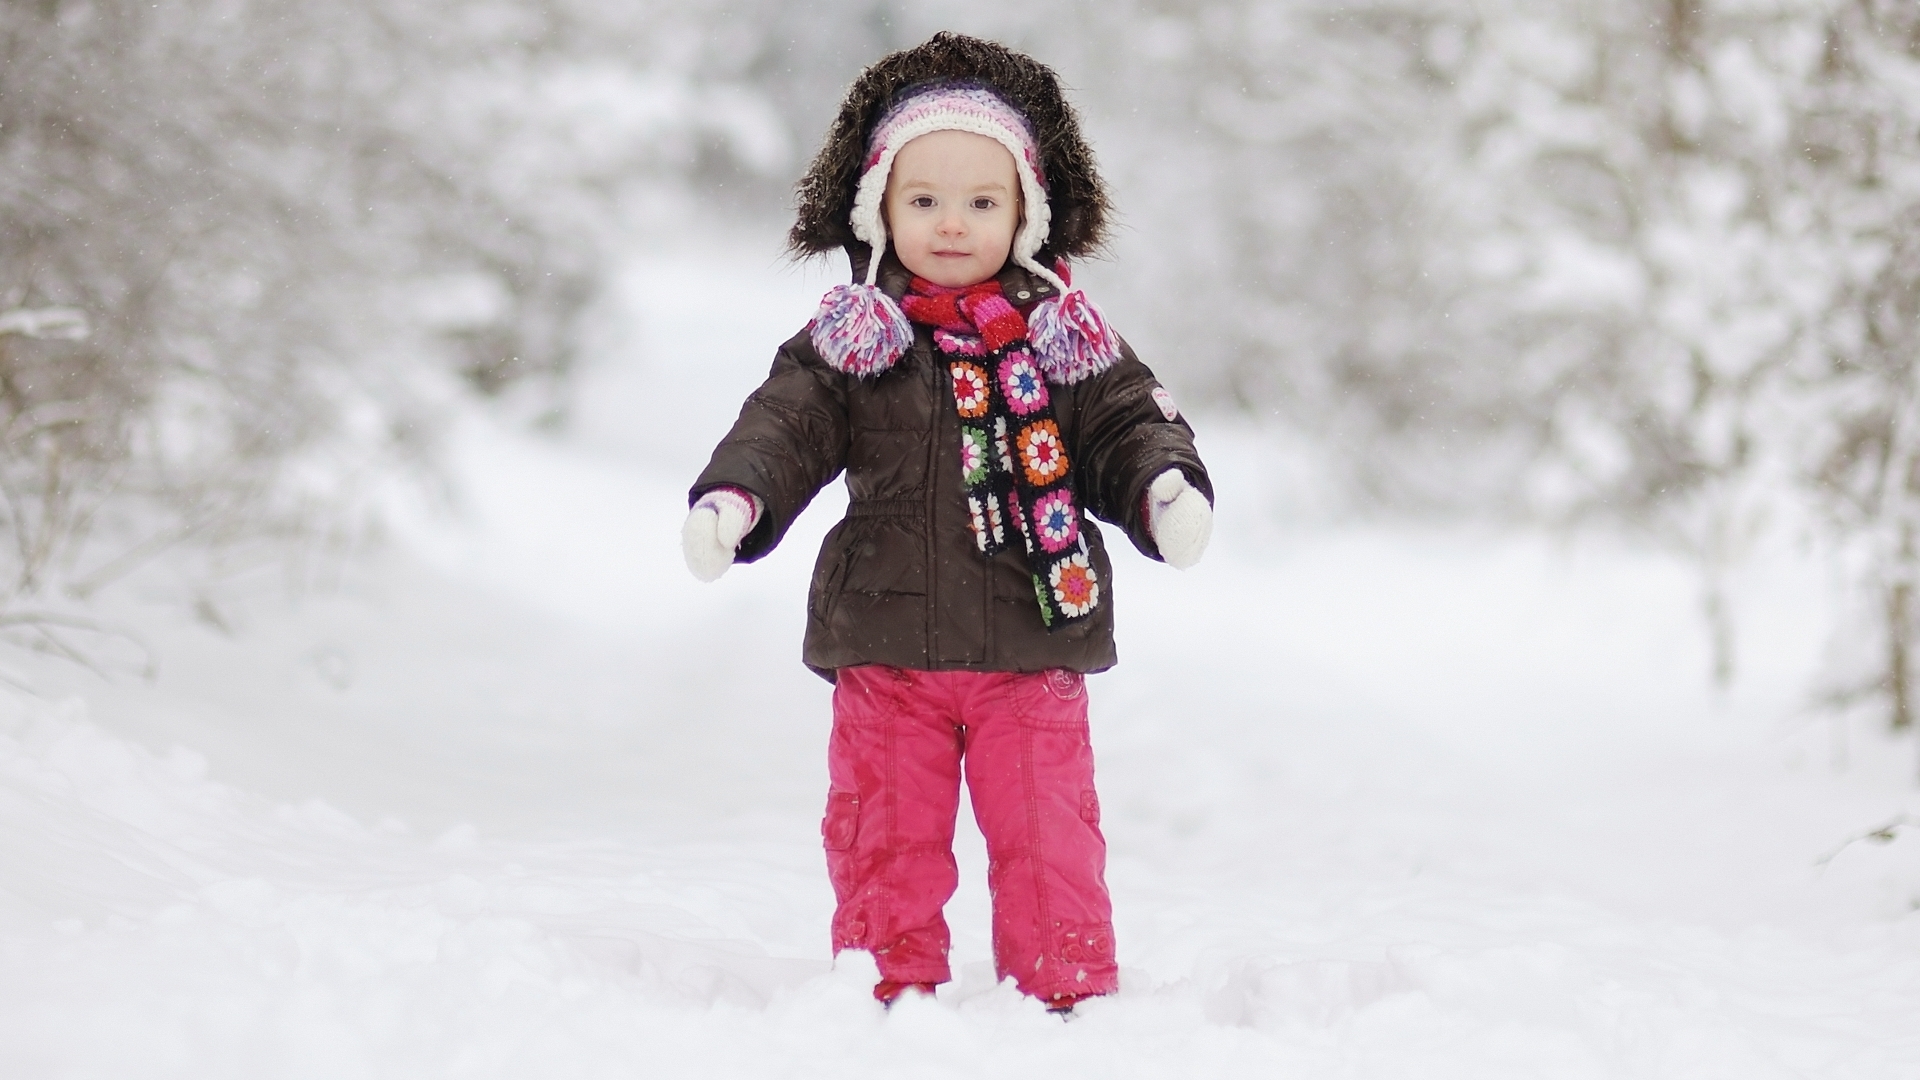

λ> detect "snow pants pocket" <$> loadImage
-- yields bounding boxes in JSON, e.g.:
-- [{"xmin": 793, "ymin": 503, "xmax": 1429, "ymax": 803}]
[{"xmin": 821, "ymin": 791, "xmax": 859, "ymax": 852}]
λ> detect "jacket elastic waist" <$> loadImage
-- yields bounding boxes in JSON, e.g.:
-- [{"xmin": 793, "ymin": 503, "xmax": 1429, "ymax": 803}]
[{"xmin": 847, "ymin": 498, "xmax": 925, "ymax": 518}]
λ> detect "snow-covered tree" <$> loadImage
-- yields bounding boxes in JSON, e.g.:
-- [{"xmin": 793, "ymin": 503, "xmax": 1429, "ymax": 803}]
[
  {"xmin": 10, "ymin": 0, "xmax": 1917, "ymax": 740},
  {"xmin": 0, "ymin": 1, "xmax": 567, "ymax": 631},
  {"xmin": 0, "ymin": 0, "xmax": 795, "ymax": 648},
  {"xmin": 1790, "ymin": 1, "xmax": 1920, "ymax": 729},
  {"xmin": 1111, "ymin": 0, "xmax": 1920, "ymax": 736}
]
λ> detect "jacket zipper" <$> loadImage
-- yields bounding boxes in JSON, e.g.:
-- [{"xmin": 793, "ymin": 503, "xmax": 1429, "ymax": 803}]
[{"xmin": 923, "ymin": 344, "xmax": 940, "ymax": 664}]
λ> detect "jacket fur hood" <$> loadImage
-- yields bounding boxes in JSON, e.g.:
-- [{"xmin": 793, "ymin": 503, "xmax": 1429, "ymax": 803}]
[{"xmin": 788, "ymin": 32, "xmax": 1111, "ymax": 263}]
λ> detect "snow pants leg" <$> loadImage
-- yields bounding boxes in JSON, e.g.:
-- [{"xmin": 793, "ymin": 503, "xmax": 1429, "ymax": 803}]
[{"xmin": 824, "ymin": 665, "xmax": 1118, "ymax": 1003}]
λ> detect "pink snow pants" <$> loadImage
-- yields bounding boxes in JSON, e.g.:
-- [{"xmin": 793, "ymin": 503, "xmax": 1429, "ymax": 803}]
[{"xmin": 822, "ymin": 664, "xmax": 1118, "ymax": 1003}]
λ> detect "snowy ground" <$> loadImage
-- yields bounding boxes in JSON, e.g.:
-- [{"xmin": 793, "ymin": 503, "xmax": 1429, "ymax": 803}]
[{"xmin": 4, "ymin": 244, "xmax": 1920, "ymax": 1079}]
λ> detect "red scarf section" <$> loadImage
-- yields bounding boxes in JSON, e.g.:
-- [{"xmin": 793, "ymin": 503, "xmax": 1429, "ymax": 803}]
[{"xmin": 899, "ymin": 278, "xmax": 1028, "ymax": 353}]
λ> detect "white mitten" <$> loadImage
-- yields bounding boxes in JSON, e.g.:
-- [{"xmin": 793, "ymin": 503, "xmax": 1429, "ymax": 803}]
[
  {"xmin": 1145, "ymin": 468, "xmax": 1212, "ymax": 570},
  {"xmin": 682, "ymin": 488, "xmax": 760, "ymax": 582}
]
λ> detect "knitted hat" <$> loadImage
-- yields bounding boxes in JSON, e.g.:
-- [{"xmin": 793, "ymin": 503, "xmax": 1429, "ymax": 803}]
[
  {"xmin": 848, "ymin": 82, "xmax": 1056, "ymax": 292},
  {"xmin": 799, "ymin": 34, "xmax": 1121, "ymax": 383}
]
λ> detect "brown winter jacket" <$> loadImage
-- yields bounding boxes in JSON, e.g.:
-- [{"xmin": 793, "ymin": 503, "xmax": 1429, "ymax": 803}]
[{"xmin": 690, "ymin": 255, "xmax": 1212, "ymax": 682}]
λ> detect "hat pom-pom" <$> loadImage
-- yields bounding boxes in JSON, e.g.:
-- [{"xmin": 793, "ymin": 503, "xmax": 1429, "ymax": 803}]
[
  {"xmin": 809, "ymin": 283, "xmax": 912, "ymax": 377},
  {"xmin": 1028, "ymin": 287, "xmax": 1122, "ymax": 385}
]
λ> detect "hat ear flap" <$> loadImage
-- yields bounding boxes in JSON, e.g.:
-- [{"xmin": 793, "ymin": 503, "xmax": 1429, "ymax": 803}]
[{"xmin": 810, "ymin": 283, "xmax": 913, "ymax": 377}]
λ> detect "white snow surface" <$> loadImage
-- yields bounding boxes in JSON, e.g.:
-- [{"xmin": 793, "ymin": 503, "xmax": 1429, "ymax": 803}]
[{"xmin": 4, "ymin": 244, "xmax": 1920, "ymax": 1078}]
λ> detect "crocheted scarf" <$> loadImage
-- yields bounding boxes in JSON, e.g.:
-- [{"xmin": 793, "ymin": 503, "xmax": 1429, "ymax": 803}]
[{"xmin": 902, "ymin": 277, "xmax": 1100, "ymax": 630}]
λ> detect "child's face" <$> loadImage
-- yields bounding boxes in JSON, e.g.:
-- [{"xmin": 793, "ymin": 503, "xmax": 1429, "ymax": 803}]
[{"xmin": 883, "ymin": 129, "xmax": 1020, "ymax": 288}]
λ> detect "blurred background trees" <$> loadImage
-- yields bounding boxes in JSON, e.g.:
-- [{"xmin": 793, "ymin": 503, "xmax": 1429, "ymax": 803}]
[
  {"xmin": 0, "ymin": 0, "xmax": 789, "ymax": 648},
  {"xmin": 4, "ymin": 0, "xmax": 1917, "ymax": 737},
  {"xmin": 1095, "ymin": 0, "xmax": 1920, "ymax": 734},
  {"xmin": 2, "ymin": 0, "xmax": 592, "ymax": 648}
]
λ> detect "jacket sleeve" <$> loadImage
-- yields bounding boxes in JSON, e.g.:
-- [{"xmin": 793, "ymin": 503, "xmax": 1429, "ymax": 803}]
[
  {"xmin": 1064, "ymin": 337, "xmax": 1213, "ymax": 561},
  {"xmin": 688, "ymin": 329, "xmax": 850, "ymax": 563}
]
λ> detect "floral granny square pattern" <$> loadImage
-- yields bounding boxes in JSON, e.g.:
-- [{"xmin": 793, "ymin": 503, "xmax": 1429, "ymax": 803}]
[
  {"xmin": 960, "ymin": 426, "xmax": 990, "ymax": 486},
  {"xmin": 909, "ymin": 278, "xmax": 1101, "ymax": 632},
  {"xmin": 1032, "ymin": 489, "xmax": 1079, "ymax": 553},
  {"xmin": 998, "ymin": 352, "xmax": 1049, "ymax": 416},
  {"xmin": 1017, "ymin": 420, "xmax": 1069, "ymax": 488},
  {"xmin": 952, "ymin": 362, "xmax": 990, "ymax": 418},
  {"xmin": 1048, "ymin": 550, "xmax": 1099, "ymax": 619}
]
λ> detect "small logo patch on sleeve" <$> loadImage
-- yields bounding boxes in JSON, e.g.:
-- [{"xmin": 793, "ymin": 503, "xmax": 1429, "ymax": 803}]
[{"xmin": 1150, "ymin": 386, "xmax": 1180, "ymax": 420}]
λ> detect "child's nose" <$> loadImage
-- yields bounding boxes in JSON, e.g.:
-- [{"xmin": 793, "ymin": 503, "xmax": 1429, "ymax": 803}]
[{"xmin": 937, "ymin": 210, "xmax": 967, "ymax": 236}]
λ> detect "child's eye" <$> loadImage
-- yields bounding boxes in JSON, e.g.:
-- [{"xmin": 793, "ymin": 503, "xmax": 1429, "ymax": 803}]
[
  {"xmin": 911, "ymin": 195, "xmax": 935, "ymax": 209},
  {"xmin": 971, "ymin": 197, "xmax": 997, "ymax": 210}
]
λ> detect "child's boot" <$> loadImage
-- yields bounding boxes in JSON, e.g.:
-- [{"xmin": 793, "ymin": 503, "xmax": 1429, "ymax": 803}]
[
  {"xmin": 1046, "ymin": 993, "xmax": 1082, "ymax": 1019},
  {"xmin": 875, "ymin": 980, "xmax": 937, "ymax": 1008}
]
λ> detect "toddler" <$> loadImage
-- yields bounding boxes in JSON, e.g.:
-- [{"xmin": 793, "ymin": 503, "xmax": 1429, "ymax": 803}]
[{"xmin": 683, "ymin": 32, "xmax": 1213, "ymax": 1014}]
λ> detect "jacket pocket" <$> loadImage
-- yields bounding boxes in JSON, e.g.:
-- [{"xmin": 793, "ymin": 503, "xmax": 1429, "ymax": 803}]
[
  {"xmin": 821, "ymin": 790, "xmax": 860, "ymax": 852},
  {"xmin": 808, "ymin": 522, "xmax": 851, "ymax": 626}
]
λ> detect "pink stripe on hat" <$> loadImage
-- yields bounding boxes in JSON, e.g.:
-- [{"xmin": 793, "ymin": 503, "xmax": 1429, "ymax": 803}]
[{"xmin": 866, "ymin": 84, "xmax": 1045, "ymax": 184}]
